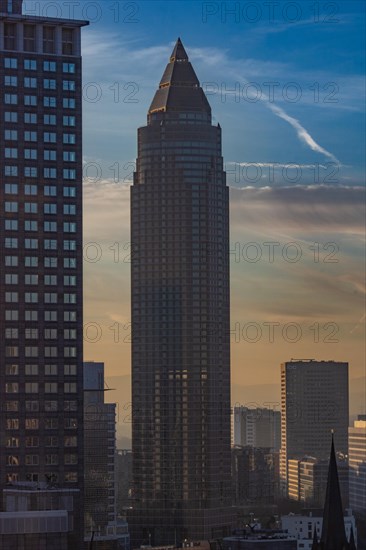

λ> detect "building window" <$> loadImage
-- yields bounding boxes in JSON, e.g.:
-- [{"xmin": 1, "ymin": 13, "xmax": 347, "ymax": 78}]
[
  {"xmin": 63, "ymin": 133, "xmax": 76, "ymax": 144},
  {"xmin": 5, "ymin": 383, "xmax": 19, "ymax": 394},
  {"xmin": 44, "ymin": 132, "xmax": 56, "ymax": 143},
  {"xmin": 5, "ymin": 75, "xmax": 17, "ymax": 86},
  {"xmin": 24, "ymin": 131, "xmax": 37, "ymax": 142},
  {"xmin": 25, "ymin": 419, "xmax": 39, "ymax": 430},
  {"xmin": 45, "ymin": 401, "xmax": 58, "ymax": 412},
  {"xmin": 24, "ymin": 25, "xmax": 36, "ymax": 52},
  {"xmin": 24, "ymin": 113, "xmax": 37, "ymax": 124},
  {"xmin": 45, "ymin": 364, "xmax": 58, "ymax": 375},
  {"xmin": 25, "ymin": 436, "xmax": 39, "ymax": 447},
  {"xmin": 25, "ymin": 149, "xmax": 37, "ymax": 160},
  {"xmin": 5, "ymin": 130, "xmax": 17, "ymax": 140},
  {"xmin": 24, "ymin": 59, "xmax": 37, "ymax": 70},
  {"xmin": 24, "ymin": 167, "xmax": 37, "ymax": 177},
  {"xmin": 25, "ymin": 455, "xmax": 39, "ymax": 465},
  {"xmin": 43, "ymin": 60, "xmax": 56, "ymax": 72},
  {"xmin": 4, "ymin": 219, "xmax": 18, "ymax": 230},
  {"xmin": 4, "ymin": 23, "xmax": 16, "ymax": 50},
  {"xmin": 64, "ymin": 382, "xmax": 77, "ymax": 393},
  {"xmin": 25, "ymin": 312, "xmax": 38, "ymax": 322},
  {"xmin": 65, "ymin": 472, "xmax": 78, "ymax": 482},
  {"xmin": 43, "ymin": 27, "xmax": 56, "ymax": 54},
  {"xmin": 45, "ymin": 418, "xmax": 58, "ymax": 429},
  {"xmin": 45, "ymin": 382, "xmax": 58, "ymax": 393},
  {"xmin": 24, "ymin": 77, "xmax": 37, "ymax": 88},
  {"xmin": 44, "ymin": 79, "xmax": 56, "ymax": 90},
  {"xmin": 63, "ymin": 98, "xmax": 75, "ymax": 109},
  {"xmin": 24, "ymin": 95, "xmax": 37, "ymax": 106},
  {"xmin": 4, "ymin": 93, "xmax": 17, "ymax": 104},
  {"xmin": 24, "ymin": 185, "xmax": 37, "ymax": 196},
  {"xmin": 44, "ymin": 186, "xmax": 57, "ymax": 197},
  {"xmin": 5, "ymin": 364, "xmax": 19, "ymax": 375},
  {"xmin": 44, "ymin": 346, "xmax": 57, "ymax": 357},
  {"xmin": 4, "ymin": 166, "xmax": 18, "ymax": 176},
  {"xmin": 63, "ymin": 116, "xmax": 75, "ymax": 127},
  {"xmin": 44, "ymin": 96, "xmax": 57, "ymax": 108},
  {"xmin": 7, "ymin": 456, "xmax": 20, "ymax": 466},
  {"xmin": 5, "ymin": 112, "xmax": 18, "ymax": 122},
  {"xmin": 4, "ymin": 58, "xmax": 17, "ymax": 69},
  {"xmin": 44, "ymin": 168, "xmax": 57, "ymax": 179},
  {"xmin": 63, "ymin": 80, "xmax": 75, "ymax": 91},
  {"xmin": 5, "ymin": 148, "xmax": 18, "ymax": 158},
  {"xmin": 44, "ymin": 114, "xmax": 56, "ymax": 125},
  {"xmin": 62, "ymin": 28, "xmax": 74, "ymax": 55},
  {"xmin": 45, "ymin": 311, "xmax": 58, "ymax": 321},
  {"xmin": 25, "ymin": 275, "xmax": 38, "ymax": 286}
]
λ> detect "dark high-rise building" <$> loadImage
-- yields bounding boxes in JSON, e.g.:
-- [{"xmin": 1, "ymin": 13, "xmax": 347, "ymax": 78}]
[
  {"xmin": 129, "ymin": 38, "xmax": 233, "ymax": 545},
  {"xmin": 0, "ymin": 1, "xmax": 88, "ymax": 546}
]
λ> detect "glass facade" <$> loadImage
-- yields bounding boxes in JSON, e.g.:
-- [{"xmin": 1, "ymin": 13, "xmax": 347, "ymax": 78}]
[{"xmin": 129, "ymin": 39, "xmax": 233, "ymax": 545}]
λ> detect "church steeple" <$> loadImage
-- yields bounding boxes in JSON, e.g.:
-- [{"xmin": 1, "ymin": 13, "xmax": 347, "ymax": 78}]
[
  {"xmin": 320, "ymin": 433, "xmax": 348, "ymax": 549},
  {"xmin": 348, "ymin": 527, "xmax": 356, "ymax": 550},
  {"xmin": 312, "ymin": 527, "xmax": 320, "ymax": 550},
  {"xmin": 148, "ymin": 38, "xmax": 211, "ymax": 119}
]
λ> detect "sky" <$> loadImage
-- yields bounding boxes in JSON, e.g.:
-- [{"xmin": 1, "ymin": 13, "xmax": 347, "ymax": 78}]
[{"xmin": 25, "ymin": 1, "xmax": 366, "ymax": 421}]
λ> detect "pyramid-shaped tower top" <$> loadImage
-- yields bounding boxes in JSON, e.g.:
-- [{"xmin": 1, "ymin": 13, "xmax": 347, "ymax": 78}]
[{"xmin": 148, "ymin": 38, "xmax": 211, "ymax": 118}]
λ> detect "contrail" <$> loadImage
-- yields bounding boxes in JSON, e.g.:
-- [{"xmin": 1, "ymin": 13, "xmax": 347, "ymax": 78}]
[{"xmin": 268, "ymin": 103, "xmax": 340, "ymax": 164}]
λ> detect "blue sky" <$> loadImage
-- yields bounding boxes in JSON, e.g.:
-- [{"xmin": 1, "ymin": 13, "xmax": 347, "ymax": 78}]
[{"xmin": 63, "ymin": 0, "xmax": 366, "ymax": 186}]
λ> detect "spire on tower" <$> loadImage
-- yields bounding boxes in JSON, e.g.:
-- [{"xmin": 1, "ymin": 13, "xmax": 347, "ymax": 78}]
[{"xmin": 320, "ymin": 433, "xmax": 348, "ymax": 549}]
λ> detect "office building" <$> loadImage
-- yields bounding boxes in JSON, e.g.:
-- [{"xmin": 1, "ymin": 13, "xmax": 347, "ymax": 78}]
[
  {"xmin": 129, "ymin": 38, "xmax": 233, "ymax": 545},
  {"xmin": 231, "ymin": 445, "xmax": 280, "ymax": 504},
  {"xmin": 0, "ymin": 1, "xmax": 88, "ymax": 546},
  {"xmin": 84, "ymin": 361, "xmax": 118, "ymax": 541},
  {"xmin": 280, "ymin": 360, "xmax": 349, "ymax": 496},
  {"xmin": 287, "ymin": 455, "xmax": 348, "ymax": 507},
  {"xmin": 349, "ymin": 415, "xmax": 366, "ymax": 516},
  {"xmin": 232, "ymin": 406, "xmax": 280, "ymax": 450}
]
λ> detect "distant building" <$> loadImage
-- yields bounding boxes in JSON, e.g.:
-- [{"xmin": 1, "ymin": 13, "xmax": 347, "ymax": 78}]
[
  {"xmin": 232, "ymin": 407, "xmax": 281, "ymax": 450},
  {"xmin": 84, "ymin": 361, "xmax": 126, "ymax": 548},
  {"xmin": 116, "ymin": 449, "xmax": 133, "ymax": 514},
  {"xmin": 231, "ymin": 446, "xmax": 280, "ymax": 504},
  {"xmin": 280, "ymin": 360, "xmax": 349, "ymax": 496},
  {"xmin": 349, "ymin": 415, "xmax": 366, "ymax": 516},
  {"xmin": 287, "ymin": 455, "xmax": 348, "ymax": 508},
  {"xmin": 281, "ymin": 509, "xmax": 357, "ymax": 550}
]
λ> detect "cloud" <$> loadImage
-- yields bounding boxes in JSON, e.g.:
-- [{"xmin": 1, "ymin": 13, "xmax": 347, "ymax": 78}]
[{"xmin": 229, "ymin": 185, "xmax": 366, "ymax": 235}]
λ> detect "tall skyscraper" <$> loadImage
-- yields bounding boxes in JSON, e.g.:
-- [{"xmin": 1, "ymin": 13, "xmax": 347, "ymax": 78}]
[
  {"xmin": 129, "ymin": 38, "xmax": 233, "ymax": 545},
  {"xmin": 0, "ymin": 1, "xmax": 88, "ymax": 546},
  {"xmin": 280, "ymin": 360, "xmax": 349, "ymax": 496}
]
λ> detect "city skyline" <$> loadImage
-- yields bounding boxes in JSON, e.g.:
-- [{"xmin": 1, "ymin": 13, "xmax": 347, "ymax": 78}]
[{"xmin": 72, "ymin": 0, "xmax": 365, "ymax": 420}]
